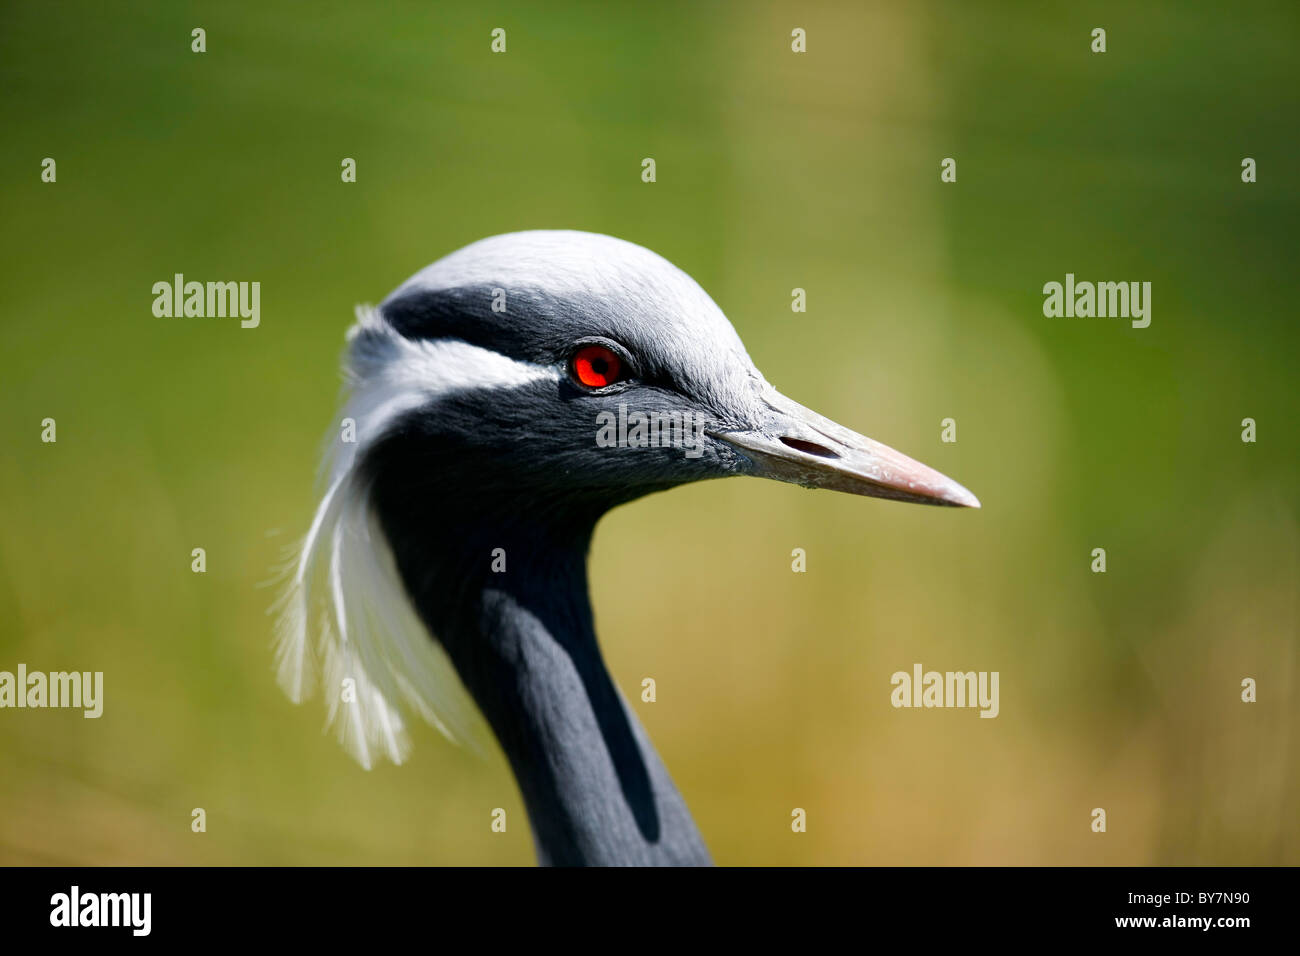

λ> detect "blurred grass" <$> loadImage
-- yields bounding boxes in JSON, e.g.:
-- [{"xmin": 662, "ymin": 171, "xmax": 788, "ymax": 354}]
[{"xmin": 0, "ymin": 0, "xmax": 1296, "ymax": 864}]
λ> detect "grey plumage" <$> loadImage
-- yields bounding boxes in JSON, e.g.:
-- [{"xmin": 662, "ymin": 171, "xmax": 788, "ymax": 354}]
[{"xmin": 277, "ymin": 230, "xmax": 978, "ymax": 865}]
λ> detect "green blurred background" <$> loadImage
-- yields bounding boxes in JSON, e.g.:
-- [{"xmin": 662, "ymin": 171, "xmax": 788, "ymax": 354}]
[{"xmin": 1, "ymin": 0, "xmax": 1296, "ymax": 865}]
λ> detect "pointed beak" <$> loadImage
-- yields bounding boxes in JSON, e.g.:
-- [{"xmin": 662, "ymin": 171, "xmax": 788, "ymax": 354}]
[{"xmin": 712, "ymin": 386, "xmax": 980, "ymax": 508}]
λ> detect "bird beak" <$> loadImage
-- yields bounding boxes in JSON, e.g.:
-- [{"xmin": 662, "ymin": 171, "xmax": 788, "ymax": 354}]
[{"xmin": 712, "ymin": 386, "xmax": 981, "ymax": 508}]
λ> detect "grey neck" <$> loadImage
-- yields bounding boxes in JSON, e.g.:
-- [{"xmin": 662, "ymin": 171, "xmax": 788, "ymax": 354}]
[
  {"xmin": 376, "ymin": 499, "xmax": 712, "ymax": 866},
  {"xmin": 466, "ymin": 570, "xmax": 710, "ymax": 865}
]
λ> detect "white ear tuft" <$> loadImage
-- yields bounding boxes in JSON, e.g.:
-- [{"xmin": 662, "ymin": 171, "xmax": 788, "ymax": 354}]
[
  {"xmin": 272, "ymin": 308, "xmax": 519, "ymax": 768},
  {"xmin": 274, "ymin": 461, "xmax": 490, "ymax": 767}
]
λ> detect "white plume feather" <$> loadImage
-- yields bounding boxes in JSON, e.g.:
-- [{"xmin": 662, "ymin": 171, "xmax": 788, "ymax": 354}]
[{"xmin": 274, "ymin": 305, "xmax": 558, "ymax": 768}]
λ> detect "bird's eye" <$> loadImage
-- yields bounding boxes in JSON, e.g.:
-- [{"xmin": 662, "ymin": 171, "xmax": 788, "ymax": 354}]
[{"xmin": 570, "ymin": 344, "xmax": 624, "ymax": 389}]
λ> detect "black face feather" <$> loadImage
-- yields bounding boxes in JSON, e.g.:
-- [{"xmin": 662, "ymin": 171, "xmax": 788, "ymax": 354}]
[
  {"xmin": 382, "ymin": 283, "xmax": 605, "ymax": 366},
  {"xmin": 360, "ymin": 237, "xmax": 772, "ymax": 545}
]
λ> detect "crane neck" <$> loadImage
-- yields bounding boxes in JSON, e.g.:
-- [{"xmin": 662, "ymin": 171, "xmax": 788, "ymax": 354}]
[{"xmin": 373, "ymin": 497, "xmax": 712, "ymax": 866}]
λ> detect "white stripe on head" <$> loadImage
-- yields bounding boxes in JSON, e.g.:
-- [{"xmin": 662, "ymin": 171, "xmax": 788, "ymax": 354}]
[
  {"xmin": 335, "ymin": 304, "xmax": 560, "ymax": 481},
  {"xmin": 274, "ymin": 306, "xmax": 559, "ymax": 768}
]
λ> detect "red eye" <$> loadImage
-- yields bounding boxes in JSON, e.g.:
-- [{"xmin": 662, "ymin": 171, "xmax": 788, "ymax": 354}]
[{"xmin": 571, "ymin": 344, "xmax": 623, "ymax": 388}]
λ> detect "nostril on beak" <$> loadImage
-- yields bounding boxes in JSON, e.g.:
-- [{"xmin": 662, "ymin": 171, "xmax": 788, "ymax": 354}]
[{"xmin": 779, "ymin": 436, "xmax": 841, "ymax": 459}]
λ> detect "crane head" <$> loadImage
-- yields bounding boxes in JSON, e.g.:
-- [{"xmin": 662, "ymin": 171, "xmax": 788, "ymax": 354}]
[{"xmin": 351, "ymin": 229, "xmax": 980, "ymax": 513}]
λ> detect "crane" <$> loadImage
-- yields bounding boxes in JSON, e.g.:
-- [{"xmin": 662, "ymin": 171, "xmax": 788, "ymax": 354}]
[{"xmin": 275, "ymin": 230, "xmax": 979, "ymax": 865}]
